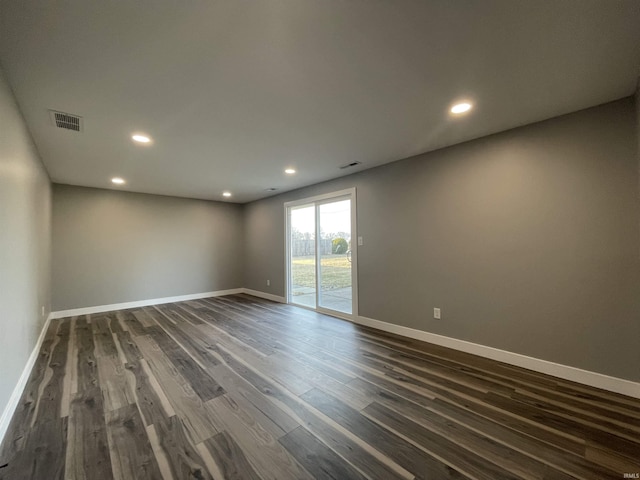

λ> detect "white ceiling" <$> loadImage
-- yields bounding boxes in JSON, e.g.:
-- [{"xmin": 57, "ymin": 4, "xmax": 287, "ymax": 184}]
[{"xmin": 2, "ymin": 1, "xmax": 639, "ymax": 203}]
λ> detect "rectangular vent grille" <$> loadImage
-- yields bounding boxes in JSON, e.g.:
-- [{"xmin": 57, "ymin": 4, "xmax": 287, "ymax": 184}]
[
  {"xmin": 339, "ymin": 161, "xmax": 362, "ymax": 170},
  {"xmin": 49, "ymin": 110, "xmax": 83, "ymax": 132}
]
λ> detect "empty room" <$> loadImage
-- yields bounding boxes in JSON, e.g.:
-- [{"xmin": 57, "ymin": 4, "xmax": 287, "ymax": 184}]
[{"xmin": 1, "ymin": 1, "xmax": 639, "ymax": 479}]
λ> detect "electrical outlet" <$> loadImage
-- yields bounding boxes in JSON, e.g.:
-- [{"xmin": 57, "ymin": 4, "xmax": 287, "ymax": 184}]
[
  {"xmin": 433, "ymin": 308, "xmax": 441, "ymax": 319},
  {"xmin": 357, "ymin": 236, "xmax": 364, "ymax": 246},
  {"xmin": 41, "ymin": 306, "xmax": 45, "ymax": 316},
  {"xmin": 266, "ymin": 279, "xmax": 270, "ymax": 286}
]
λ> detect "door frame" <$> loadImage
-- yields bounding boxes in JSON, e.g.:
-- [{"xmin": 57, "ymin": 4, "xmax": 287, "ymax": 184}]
[{"xmin": 284, "ymin": 187, "xmax": 358, "ymax": 319}]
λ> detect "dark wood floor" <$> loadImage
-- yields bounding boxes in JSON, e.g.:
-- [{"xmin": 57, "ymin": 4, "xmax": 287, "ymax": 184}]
[{"xmin": 1, "ymin": 294, "xmax": 639, "ymax": 479}]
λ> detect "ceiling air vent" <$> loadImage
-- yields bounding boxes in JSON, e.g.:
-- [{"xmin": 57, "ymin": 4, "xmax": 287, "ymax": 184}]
[
  {"xmin": 339, "ymin": 161, "xmax": 362, "ymax": 170},
  {"xmin": 49, "ymin": 110, "xmax": 83, "ymax": 132}
]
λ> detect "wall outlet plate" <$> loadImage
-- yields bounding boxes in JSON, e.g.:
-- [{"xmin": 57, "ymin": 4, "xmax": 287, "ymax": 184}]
[
  {"xmin": 434, "ymin": 307, "xmax": 441, "ymax": 319},
  {"xmin": 266, "ymin": 279, "xmax": 270, "ymax": 286}
]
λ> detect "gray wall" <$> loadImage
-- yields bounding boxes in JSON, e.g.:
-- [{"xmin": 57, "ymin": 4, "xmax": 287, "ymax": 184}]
[
  {"xmin": 52, "ymin": 185, "xmax": 244, "ymax": 311},
  {"xmin": 637, "ymin": 79, "xmax": 640, "ymax": 262},
  {"xmin": 244, "ymin": 98, "xmax": 640, "ymax": 382},
  {"xmin": 0, "ymin": 67, "xmax": 51, "ymax": 416}
]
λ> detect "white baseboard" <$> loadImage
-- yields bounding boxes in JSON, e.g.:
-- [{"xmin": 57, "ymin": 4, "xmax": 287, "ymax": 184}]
[
  {"xmin": 0, "ymin": 314, "xmax": 53, "ymax": 446},
  {"xmin": 49, "ymin": 288, "xmax": 244, "ymax": 319},
  {"xmin": 241, "ymin": 288, "xmax": 286, "ymax": 303},
  {"xmin": 352, "ymin": 315, "xmax": 640, "ymax": 400},
  {"xmin": 39, "ymin": 288, "xmax": 640, "ymax": 401}
]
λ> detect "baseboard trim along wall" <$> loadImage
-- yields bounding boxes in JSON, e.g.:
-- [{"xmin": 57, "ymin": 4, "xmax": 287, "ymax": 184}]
[
  {"xmin": 351, "ymin": 314, "xmax": 640, "ymax": 400},
  {"xmin": 241, "ymin": 288, "xmax": 286, "ymax": 303},
  {"xmin": 28, "ymin": 288, "xmax": 640, "ymax": 417},
  {"xmin": 0, "ymin": 315, "xmax": 53, "ymax": 446},
  {"xmin": 238, "ymin": 288, "xmax": 639, "ymax": 399},
  {"xmin": 49, "ymin": 288, "xmax": 245, "ymax": 319}
]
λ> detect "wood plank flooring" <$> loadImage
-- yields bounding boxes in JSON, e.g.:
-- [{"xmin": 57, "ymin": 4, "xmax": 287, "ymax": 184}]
[{"xmin": 1, "ymin": 294, "xmax": 639, "ymax": 479}]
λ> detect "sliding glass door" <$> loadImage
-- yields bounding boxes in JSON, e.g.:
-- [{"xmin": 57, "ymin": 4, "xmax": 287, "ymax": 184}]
[
  {"xmin": 289, "ymin": 204, "xmax": 317, "ymax": 308},
  {"xmin": 286, "ymin": 189, "xmax": 357, "ymax": 316},
  {"xmin": 318, "ymin": 199, "xmax": 352, "ymax": 313}
]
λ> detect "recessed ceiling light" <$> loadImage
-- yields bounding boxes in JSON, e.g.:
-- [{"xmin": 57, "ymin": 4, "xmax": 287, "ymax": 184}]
[
  {"xmin": 131, "ymin": 134, "xmax": 151, "ymax": 143},
  {"xmin": 285, "ymin": 168, "xmax": 296, "ymax": 175},
  {"xmin": 111, "ymin": 177, "xmax": 125, "ymax": 185},
  {"xmin": 222, "ymin": 191, "xmax": 232, "ymax": 197},
  {"xmin": 450, "ymin": 102, "xmax": 473, "ymax": 115}
]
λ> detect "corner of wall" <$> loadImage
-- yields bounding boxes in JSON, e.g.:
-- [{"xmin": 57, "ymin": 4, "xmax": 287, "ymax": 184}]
[{"xmin": 636, "ymin": 77, "xmax": 640, "ymax": 261}]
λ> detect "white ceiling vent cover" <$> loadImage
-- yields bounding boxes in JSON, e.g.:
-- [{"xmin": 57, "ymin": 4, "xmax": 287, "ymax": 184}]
[{"xmin": 49, "ymin": 110, "xmax": 83, "ymax": 132}]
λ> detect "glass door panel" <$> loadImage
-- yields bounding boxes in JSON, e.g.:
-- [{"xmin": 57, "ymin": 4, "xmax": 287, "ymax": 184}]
[
  {"xmin": 289, "ymin": 205, "xmax": 316, "ymax": 308},
  {"xmin": 318, "ymin": 199, "xmax": 352, "ymax": 314}
]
